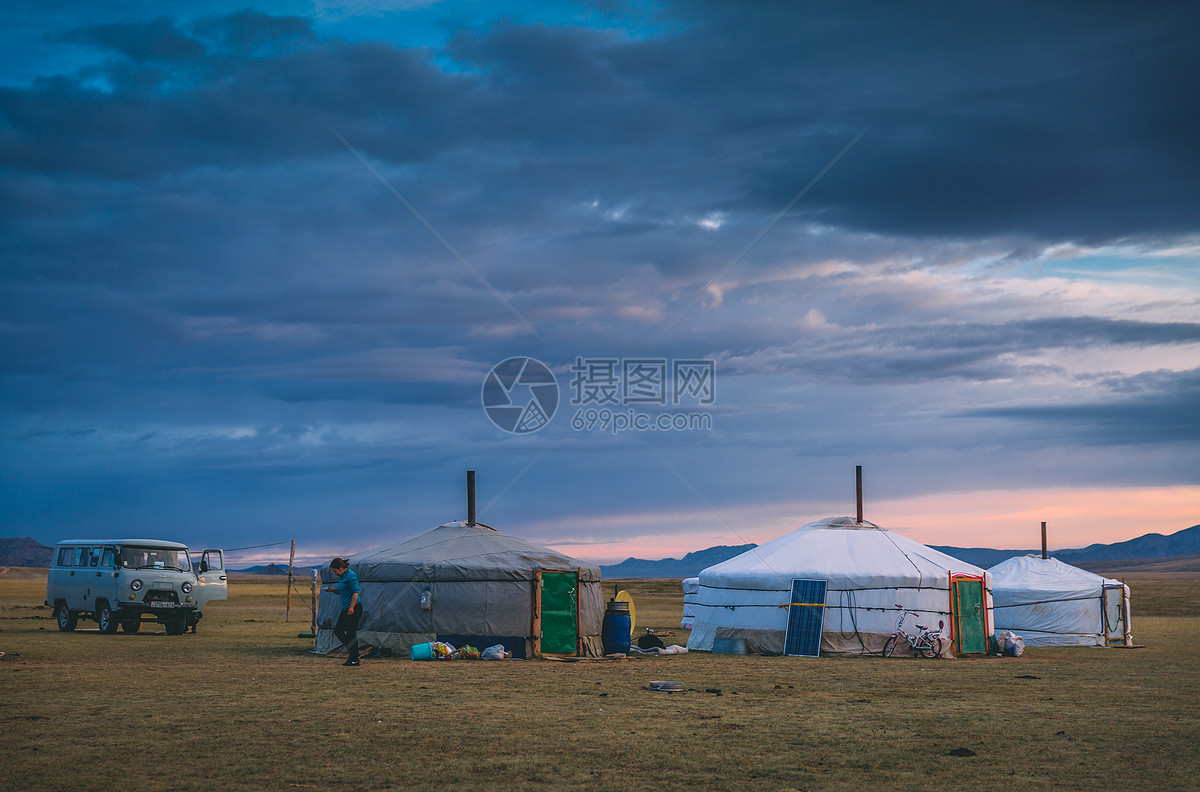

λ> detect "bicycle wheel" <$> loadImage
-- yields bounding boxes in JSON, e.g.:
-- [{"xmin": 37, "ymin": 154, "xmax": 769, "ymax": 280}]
[
  {"xmin": 882, "ymin": 635, "xmax": 900, "ymax": 658},
  {"xmin": 920, "ymin": 637, "xmax": 943, "ymax": 659}
]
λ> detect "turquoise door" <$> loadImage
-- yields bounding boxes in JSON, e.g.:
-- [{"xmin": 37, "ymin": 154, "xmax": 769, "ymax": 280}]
[
  {"xmin": 538, "ymin": 571, "xmax": 579, "ymax": 654},
  {"xmin": 951, "ymin": 576, "xmax": 988, "ymax": 655}
]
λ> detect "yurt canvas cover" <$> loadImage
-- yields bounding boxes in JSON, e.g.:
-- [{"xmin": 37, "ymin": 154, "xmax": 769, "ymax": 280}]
[
  {"xmin": 686, "ymin": 517, "xmax": 993, "ymax": 656},
  {"xmin": 681, "ymin": 577, "xmax": 700, "ymax": 629},
  {"xmin": 988, "ymin": 555, "xmax": 1132, "ymax": 647},
  {"xmin": 316, "ymin": 522, "xmax": 603, "ymax": 657}
]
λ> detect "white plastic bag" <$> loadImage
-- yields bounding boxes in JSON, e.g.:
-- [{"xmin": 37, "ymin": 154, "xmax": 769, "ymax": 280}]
[
  {"xmin": 481, "ymin": 643, "xmax": 510, "ymax": 660},
  {"xmin": 1001, "ymin": 630, "xmax": 1025, "ymax": 657}
]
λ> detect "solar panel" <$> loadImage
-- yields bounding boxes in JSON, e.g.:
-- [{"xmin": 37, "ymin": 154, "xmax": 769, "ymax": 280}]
[{"xmin": 783, "ymin": 578, "xmax": 827, "ymax": 657}]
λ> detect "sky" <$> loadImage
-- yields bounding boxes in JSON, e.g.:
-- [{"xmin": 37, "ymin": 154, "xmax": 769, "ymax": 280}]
[{"xmin": 2, "ymin": 1, "xmax": 1198, "ymax": 567}]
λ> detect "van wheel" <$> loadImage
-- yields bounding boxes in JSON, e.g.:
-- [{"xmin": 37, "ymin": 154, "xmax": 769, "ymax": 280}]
[
  {"xmin": 164, "ymin": 615, "xmax": 187, "ymax": 635},
  {"xmin": 97, "ymin": 602, "xmax": 119, "ymax": 634},
  {"xmin": 55, "ymin": 603, "xmax": 77, "ymax": 632},
  {"xmin": 121, "ymin": 620, "xmax": 141, "ymax": 634}
]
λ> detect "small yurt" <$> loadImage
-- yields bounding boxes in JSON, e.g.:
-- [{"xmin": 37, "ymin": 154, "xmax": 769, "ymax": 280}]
[
  {"xmin": 988, "ymin": 555, "xmax": 1132, "ymax": 646},
  {"xmin": 316, "ymin": 521, "xmax": 604, "ymax": 658},
  {"xmin": 686, "ymin": 516, "xmax": 993, "ymax": 657},
  {"xmin": 680, "ymin": 577, "xmax": 700, "ymax": 629}
]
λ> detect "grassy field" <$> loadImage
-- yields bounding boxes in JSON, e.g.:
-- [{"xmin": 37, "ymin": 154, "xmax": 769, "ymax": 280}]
[{"xmin": 1, "ymin": 570, "xmax": 1197, "ymax": 791}]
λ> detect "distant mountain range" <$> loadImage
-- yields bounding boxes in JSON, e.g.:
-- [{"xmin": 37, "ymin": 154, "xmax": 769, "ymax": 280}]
[
  {"xmin": 1081, "ymin": 552, "xmax": 1200, "ymax": 575},
  {"xmin": 932, "ymin": 524, "xmax": 1200, "ymax": 568},
  {"xmin": 234, "ymin": 563, "xmax": 315, "ymax": 576},
  {"xmin": 0, "ymin": 537, "xmax": 52, "ymax": 567},
  {"xmin": 600, "ymin": 544, "xmax": 756, "ymax": 578},
  {"xmin": 597, "ymin": 524, "xmax": 1200, "ymax": 578},
  {"xmin": 5, "ymin": 524, "xmax": 1198, "ymax": 575}
]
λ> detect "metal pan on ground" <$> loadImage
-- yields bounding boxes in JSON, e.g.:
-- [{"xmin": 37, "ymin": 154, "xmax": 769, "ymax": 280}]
[{"xmin": 646, "ymin": 680, "xmax": 684, "ymax": 692}]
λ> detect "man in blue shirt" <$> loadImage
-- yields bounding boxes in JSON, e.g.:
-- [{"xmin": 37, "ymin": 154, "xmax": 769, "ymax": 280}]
[{"xmin": 325, "ymin": 557, "xmax": 363, "ymax": 666}]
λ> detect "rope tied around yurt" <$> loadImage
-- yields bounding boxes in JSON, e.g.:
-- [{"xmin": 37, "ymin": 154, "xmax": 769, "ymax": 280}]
[
  {"xmin": 350, "ymin": 520, "xmax": 481, "ymax": 634},
  {"xmin": 224, "ymin": 540, "xmax": 294, "ymax": 552},
  {"xmin": 993, "ymin": 594, "xmax": 1105, "ymax": 608}
]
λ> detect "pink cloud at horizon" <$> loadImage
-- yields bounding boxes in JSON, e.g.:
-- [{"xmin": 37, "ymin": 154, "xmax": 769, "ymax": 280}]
[
  {"xmin": 549, "ymin": 485, "xmax": 1200, "ymax": 566},
  {"xmin": 874, "ymin": 486, "xmax": 1200, "ymax": 550},
  {"xmin": 226, "ymin": 486, "xmax": 1198, "ymax": 569}
]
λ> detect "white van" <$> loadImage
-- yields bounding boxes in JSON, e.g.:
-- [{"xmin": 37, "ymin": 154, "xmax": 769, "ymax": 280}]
[{"xmin": 45, "ymin": 539, "xmax": 227, "ymax": 635}]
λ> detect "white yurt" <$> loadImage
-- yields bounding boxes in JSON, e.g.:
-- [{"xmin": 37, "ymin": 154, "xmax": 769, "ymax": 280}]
[
  {"xmin": 988, "ymin": 555, "xmax": 1132, "ymax": 647},
  {"xmin": 315, "ymin": 521, "xmax": 604, "ymax": 658},
  {"xmin": 680, "ymin": 577, "xmax": 700, "ymax": 629},
  {"xmin": 686, "ymin": 516, "xmax": 993, "ymax": 656}
]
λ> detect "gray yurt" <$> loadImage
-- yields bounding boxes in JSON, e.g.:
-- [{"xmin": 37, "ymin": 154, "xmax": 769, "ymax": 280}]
[{"xmin": 316, "ymin": 520, "xmax": 603, "ymax": 658}]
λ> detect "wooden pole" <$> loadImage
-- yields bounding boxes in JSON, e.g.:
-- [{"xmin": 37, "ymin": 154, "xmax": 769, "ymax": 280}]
[
  {"xmin": 286, "ymin": 539, "xmax": 295, "ymax": 622},
  {"xmin": 1041, "ymin": 522, "xmax": 1047, "ymax": 559},
  {"xmin": 856, "ymin": 465, "xmax": 863, "ymax": 524},
  {"xmin": 310, "ymin": 568, "xmax": 318, "ymax": 637}
]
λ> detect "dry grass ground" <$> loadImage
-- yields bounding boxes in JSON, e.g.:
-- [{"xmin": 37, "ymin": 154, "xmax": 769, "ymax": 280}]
[
  {"xmin": 1106, "ymin": 572, "xmax": 1200, "ymax": 618},
  {"xmin": 1, "ymin": 570, "xmax": 1197, "ymax": 791}
]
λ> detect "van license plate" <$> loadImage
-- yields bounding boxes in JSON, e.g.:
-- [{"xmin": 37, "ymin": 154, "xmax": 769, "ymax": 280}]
[{"xmin": 149, "ymin": 601, "xmax": 174, "ymax": 608}]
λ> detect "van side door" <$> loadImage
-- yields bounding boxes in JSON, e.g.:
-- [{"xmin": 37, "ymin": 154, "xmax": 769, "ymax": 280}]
[
  {"xmin": 193, "ymin": 549, "xmax": 228, "ymax": 611},
  {"xmin": 64, "ymin": 546, "xmax": 90, "ymax": 610},
  {"xmin": 82, "ymin": 545, "xmax": 107, "ymax": 608},
  {"xmin": 97, "ymin": 546, "xmax": 119, "ymax": 604}
]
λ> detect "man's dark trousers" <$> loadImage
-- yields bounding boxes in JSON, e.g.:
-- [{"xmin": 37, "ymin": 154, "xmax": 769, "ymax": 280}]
[{"xmin": 333, "ymin": 602, "xmax": 363, "ymax": 662}]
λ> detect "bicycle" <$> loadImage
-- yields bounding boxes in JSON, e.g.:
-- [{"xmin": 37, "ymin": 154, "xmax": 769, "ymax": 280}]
[{"xmin": 881, "ymin": 604, "xmax": 944, "ymax": 658}]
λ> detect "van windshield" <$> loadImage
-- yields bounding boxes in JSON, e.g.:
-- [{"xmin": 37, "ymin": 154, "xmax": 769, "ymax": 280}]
[{"xmin": 119, "ymin": 546, "xmax": 191, "ymax": 572}]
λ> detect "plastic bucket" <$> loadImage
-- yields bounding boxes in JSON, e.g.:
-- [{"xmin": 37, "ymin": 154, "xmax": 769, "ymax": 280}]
[
  {"xmin": 602, "ymin": 600, "xmax": 632, "ymax": 655},
  {"xmin": 410, "ymin": 642, "xmax": 434, "ymax": 661}
]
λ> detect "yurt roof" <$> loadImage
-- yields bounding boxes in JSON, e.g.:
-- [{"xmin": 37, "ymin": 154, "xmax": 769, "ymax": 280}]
[
  {"xmin": 988, "ymin": 554, "xmax": 1121, "ymax": 594},
  {"xmin": 349, "ymin": 521, "xmax": 600, "ymax": 582},
  {"xmin": 699, "ymin": 516, "xmax": 987, "ymax": 590}
]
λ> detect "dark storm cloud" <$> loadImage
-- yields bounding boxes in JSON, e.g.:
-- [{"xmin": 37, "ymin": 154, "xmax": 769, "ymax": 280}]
[
  {"xmin": 721, "ymin": 317, "xmax": 1200, "ymax": 384},
  {"xmin": 1, "ymin": 15, "xmax": 470, "ymax": 179},
  {"xmin": 2, "ymin": 3, "xmax": 1198, "ymax": 548},
  {"xmin": 260, "ymin": 381, "xmax": 474, "ymax": 407},
  {"xmin": 190, "ymin": 10, "xmax": 316, "ymax": 56},
  {"xmin": 1, "ymin": 3, "xmax": 1195, "ymax": 244},
  {"xmin": 1015, "ymin": 318, "xmax": 1200, "ymax": 348},
  {"xmin": 56, "ymin": 11, "xmax": 316, "ymax": 63},
  {"xmin": 57, "ymin": 16, "xmax": 207, "ymax": 65},
  {"xmin": 962, "ymin": 368, "xmax": 1200, "ymax": 445},
  {"xmin": 674, "ymin": 1, "xmax": 1200, "ymax": 241},
  {"xmin": 17, "ymin": 427, "xmax": 96, "ymax": 439},
  {"xmin": 3, "ymin": 4, "xmax": 1195, "ymax": 378},
  {"xmin": 884, "ymin": 317, "xmax": 1200, "ymax": 368}
]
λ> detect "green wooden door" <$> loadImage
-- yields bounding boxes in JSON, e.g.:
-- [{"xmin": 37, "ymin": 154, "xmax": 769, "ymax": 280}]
[
  {"xmin": 951, "ymin": 576, "xmax": 988, "ymax": 655},
  {"xmin": 539, "ymin": 571, "xmax": 579, "ymax": 654}
]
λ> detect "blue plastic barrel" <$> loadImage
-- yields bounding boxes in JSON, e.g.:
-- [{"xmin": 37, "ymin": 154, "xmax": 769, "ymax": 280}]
[
  {"xmin": 602, "ymin": 600, "xmax": 632, "ymax": 654},
  {"xmin": 713, "ymin": 637, "xmax": 747, "ymax": 654}
]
